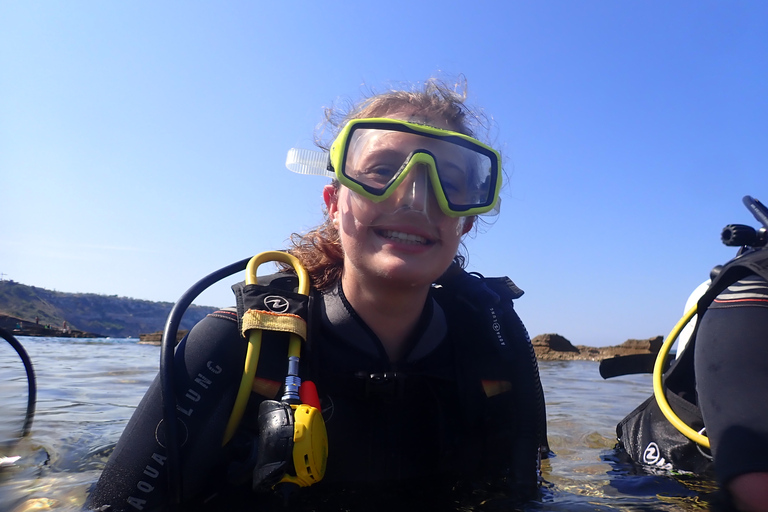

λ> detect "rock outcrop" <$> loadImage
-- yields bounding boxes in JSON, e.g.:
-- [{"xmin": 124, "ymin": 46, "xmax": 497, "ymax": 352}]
[
  {"xmin": 532, "ymin": 333, "xmax": 663, "ymax": 361},
  {"xmin": 138, "ymin": 330, "xmax": 189, "ymax": 345},
  {"xmin": 0, "ymin": 313, "xmax": 105, "ymax": 338}
]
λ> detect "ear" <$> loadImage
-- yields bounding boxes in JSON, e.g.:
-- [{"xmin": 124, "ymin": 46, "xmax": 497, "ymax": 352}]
[
  {"xmin": 323, "ymin": 185, "xmax": 339, "ymax": 224},
  {"xmin": 460, "ymin": 216, "xmax": 475, "ymax": 235}
]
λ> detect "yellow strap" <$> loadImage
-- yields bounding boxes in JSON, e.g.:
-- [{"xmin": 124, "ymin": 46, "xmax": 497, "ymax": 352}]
[{"xmin": 242, "ymin": 309, "xmax": 307, "ymax": 340}]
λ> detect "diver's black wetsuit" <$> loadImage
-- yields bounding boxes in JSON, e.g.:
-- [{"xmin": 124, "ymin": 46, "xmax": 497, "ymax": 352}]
[
  {"xmin": 695, "ymin": 274, "xmax": 768, "ymax": 487},
  {"xmin": 87, "ymin": 270, "xmax": 547, "ymax": 511}
]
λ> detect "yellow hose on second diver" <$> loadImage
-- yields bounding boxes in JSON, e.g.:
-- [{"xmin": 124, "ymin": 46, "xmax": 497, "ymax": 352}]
[
  {"xmin": 222, "ymin": 251, "xmax": 309, "ymax": 446},
  {"xmin": 652, "ymin": 303, "xmax": 710, "ymax": 448}
]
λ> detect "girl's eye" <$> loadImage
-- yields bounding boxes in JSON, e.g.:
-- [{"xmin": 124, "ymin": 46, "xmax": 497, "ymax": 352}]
[
  {"xmin": 362, "ymin": 165, "xmax": 398, "ymax": 184},
  {"xmin": 438, "ymin": 168, "xmax": 468, "ymax": 200},
  {"xmin": 442, "ymin": 180, "xmax": 460, "ymax": 195}
]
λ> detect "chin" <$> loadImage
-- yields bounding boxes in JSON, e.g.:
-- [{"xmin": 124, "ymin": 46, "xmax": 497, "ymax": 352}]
[{"xmin": 376, "ymin": 264, "xmax": 443, "ymax": 288}]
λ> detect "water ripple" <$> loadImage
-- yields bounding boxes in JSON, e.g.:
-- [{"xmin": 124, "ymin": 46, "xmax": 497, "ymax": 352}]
[{"xmin": 0, "ymin": 339, "xmax": 719, "ymax": 511}]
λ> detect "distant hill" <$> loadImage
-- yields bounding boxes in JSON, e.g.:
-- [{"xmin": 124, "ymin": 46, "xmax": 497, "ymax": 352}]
[{"xmin": 0, "ymin": 280, "xmax": 218, "ymax": 338}]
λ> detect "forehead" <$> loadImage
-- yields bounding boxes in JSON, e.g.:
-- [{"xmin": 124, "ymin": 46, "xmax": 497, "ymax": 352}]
[
  {"xmin": 351, "ymin": 126, "xmax": 464, "ymax": 161},
  {"xmin": 364, "ymin": 106, "xmax": 458, "ymax": 133}
]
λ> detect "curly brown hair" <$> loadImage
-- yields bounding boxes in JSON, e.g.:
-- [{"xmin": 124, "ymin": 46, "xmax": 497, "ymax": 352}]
[{"xmin": 286, "ymin": 78, "xmax": 491, "ymax": 290}]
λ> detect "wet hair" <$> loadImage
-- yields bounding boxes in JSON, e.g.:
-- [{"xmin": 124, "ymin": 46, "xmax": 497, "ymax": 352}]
[{"xmin": 287, "ymin": 78, "xmax": 489, "ymax": 290}]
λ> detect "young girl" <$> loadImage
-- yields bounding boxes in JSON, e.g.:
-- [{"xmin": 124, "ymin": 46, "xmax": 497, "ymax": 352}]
[{"xmin": 87, "ymin": 80, "xmax": 547, "ymax": 511}]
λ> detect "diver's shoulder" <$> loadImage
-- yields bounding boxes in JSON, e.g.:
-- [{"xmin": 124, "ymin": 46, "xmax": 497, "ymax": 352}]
[{"xmin": 713, "ymin": 275, "xmax": 768, "ymax": 308}]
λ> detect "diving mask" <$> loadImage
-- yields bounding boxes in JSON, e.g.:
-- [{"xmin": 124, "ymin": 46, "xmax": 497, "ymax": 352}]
[{"xmin": 286, "ymin": 118, "xmax": 502, "ymax": 217}]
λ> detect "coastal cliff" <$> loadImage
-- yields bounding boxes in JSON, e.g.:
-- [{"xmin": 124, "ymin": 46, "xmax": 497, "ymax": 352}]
[
  {"xmin": 0, "ymin": 280, "xmax": 217, "ymax": 338},
  {"xmin": 532, "ymin": 333, "xmax": 663, "ymax": 361}
]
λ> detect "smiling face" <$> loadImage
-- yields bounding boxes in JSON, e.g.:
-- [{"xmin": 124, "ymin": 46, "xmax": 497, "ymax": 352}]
[{"xmin": 324, "ymin": 110, "xmax": 474, "ymax": 291}]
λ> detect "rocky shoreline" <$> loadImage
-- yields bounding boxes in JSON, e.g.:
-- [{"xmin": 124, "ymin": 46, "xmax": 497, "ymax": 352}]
[
  {"xmin": 532, "ymin": 333, "xmax": 663, "ymax": 361},
  {"xmin": 137, "ymin": 331, "xmax": 665, "ymax": 359},
  {"xmin": 4, "ymin": 306, "xmax": 664, "ymax": 361},
  {"xmin": 137, "ymin": 330, "xmax": 189, "ymax": 345},
  {"xmin": 0, "ymin": 314, "xmax": 105, "ymax": 338}
]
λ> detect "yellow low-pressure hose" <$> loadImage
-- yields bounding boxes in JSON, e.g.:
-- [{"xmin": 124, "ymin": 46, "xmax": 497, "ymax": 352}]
[
  {"xmin": 222, "ymin": 251, "xmax": 309, "ymax": 446},
  {"xmin": 652, "ymin": 304, "xmax": 710, "ymax": 448}
]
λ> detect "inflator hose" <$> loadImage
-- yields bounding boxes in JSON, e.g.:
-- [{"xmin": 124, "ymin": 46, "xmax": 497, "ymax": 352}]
[
  {"xmin": 160, "ymin": 257, "xmax": 250, "ymax": 507},
  {"xmin": 0, "ymin": 327, "xmax": 36, "ymax": 438},
  {"xmin": 652, "ymin": 305, "xmax": 710, "ymax": 448}
]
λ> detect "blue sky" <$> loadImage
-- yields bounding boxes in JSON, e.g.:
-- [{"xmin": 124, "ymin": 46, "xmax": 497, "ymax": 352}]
[{"xmin": 1, "ymin": 2, "xmax": 766, "ymax": 346}]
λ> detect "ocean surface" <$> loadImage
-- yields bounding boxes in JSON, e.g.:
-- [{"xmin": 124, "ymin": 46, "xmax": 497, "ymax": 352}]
[{"xmin": 1, "ymin": 336, "xmax": 716, "ymax": 511}]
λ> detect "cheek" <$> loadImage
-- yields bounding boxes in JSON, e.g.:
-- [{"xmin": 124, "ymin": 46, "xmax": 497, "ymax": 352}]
[
  {"xmin": 439, "ymin": 216, "xmax": 469, "ymax": 240},
  {"xmin": 335, "ymin": 193, "xmax": 367, "ymax": 245},
  {"xmin": 338, "ymin": 190, "xmax": 380, "ymax": 228},
  {"xmin": 338, "ymin": 207, "xmax": 361, "ymax": 241}
]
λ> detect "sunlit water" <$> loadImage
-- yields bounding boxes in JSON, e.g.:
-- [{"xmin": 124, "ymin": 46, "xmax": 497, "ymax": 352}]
[{"xmin": 1, "ymin": 337, "xmax": 717, "ymax": 511}]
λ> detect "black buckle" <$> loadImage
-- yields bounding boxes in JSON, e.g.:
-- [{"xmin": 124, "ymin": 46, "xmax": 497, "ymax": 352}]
[{"xmin": 355, "ymin": 371, "xmax": 405, "ymax": 400}]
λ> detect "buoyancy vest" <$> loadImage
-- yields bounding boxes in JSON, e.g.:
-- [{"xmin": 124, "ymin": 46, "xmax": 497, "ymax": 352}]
[
  {"xmin": 232, "ymin": 263, "xmax": 548, "ymax": 493},
  {"xmin": 86, "ymin": 265, "xmax": 548, "ymax": 512},
  {"xmin": 616, "ymin": 247, "xmax": 768, "ymax": 474}
]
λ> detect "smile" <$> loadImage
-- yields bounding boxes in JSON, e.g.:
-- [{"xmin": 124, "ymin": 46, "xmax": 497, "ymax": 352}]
[{"xmin": 377, "ymin": 229, "xmax": 431, "ymax": 245}]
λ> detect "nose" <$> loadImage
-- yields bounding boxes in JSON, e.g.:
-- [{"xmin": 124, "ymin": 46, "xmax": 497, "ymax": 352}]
[{"xmin": 391, "ymin": 164, "xmax": 430, "ymax": 212}]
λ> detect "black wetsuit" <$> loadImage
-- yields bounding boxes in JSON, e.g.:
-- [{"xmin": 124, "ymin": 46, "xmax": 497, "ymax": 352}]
[
  {"xmin": 695, "ymin": 274, "xmax": 768, "ymax": 487},
  {"xmin": 87, "ymin": 269, "xmax": 547, "ymax": 511}
]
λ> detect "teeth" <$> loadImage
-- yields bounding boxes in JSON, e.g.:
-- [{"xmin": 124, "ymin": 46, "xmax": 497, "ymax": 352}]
[{"xmin": 380, "ymin": 230, "xmax": 428, "ymax": 245}]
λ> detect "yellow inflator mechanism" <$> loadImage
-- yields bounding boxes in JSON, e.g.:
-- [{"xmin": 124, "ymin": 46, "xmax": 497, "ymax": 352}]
[
  {"xmin": 652, "ymin": 304, "xmax": 710, "ymax": 449},
  {"xmin": 222, "ymin": 251, "xmax": 327, "ymax": 489}
]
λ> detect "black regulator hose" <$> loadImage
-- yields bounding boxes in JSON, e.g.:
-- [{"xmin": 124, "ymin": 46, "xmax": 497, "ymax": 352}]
[
  {"xmin": 0, "ymin": 327, "xmax": 36, "ymax": 438},
  {"xmin": 160, "ymin": 257, "xmax": 251, "ymax": 508}
]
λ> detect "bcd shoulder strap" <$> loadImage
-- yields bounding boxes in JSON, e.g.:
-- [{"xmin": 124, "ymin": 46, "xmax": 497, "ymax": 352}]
[
  {"xmin": 434, "ymin": 264, "xmax": 525, "ymax": 361},
  {"xmin": 696, "ymin": 247, "xmax": 768, "ymax": 316},
  {"xmin": 434, "ymin": 264, "xmax": 549, "ymax": 491},
  {"xmin": 232, "ymin": 272, "xmax": 309, "ymax": 338}
]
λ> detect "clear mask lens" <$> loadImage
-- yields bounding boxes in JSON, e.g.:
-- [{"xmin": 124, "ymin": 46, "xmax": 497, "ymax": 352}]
[
  {"xmin": 341, "ymin": 127, "xmax": 497, "ymax": 215},
  {"xmin": 347, "ymin": 165, "xmax": 437, "ymax": 220}
]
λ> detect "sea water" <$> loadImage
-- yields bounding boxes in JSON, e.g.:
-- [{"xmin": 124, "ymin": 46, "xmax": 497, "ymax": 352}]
[{"xmin": 0, "ymin": 337, "xmax": 716, "ymax": 511}]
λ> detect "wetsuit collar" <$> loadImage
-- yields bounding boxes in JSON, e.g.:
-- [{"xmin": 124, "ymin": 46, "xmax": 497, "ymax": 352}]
[{"xmin": 320, "ymin": 281, "xmax": 447, "ymax": 363}]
